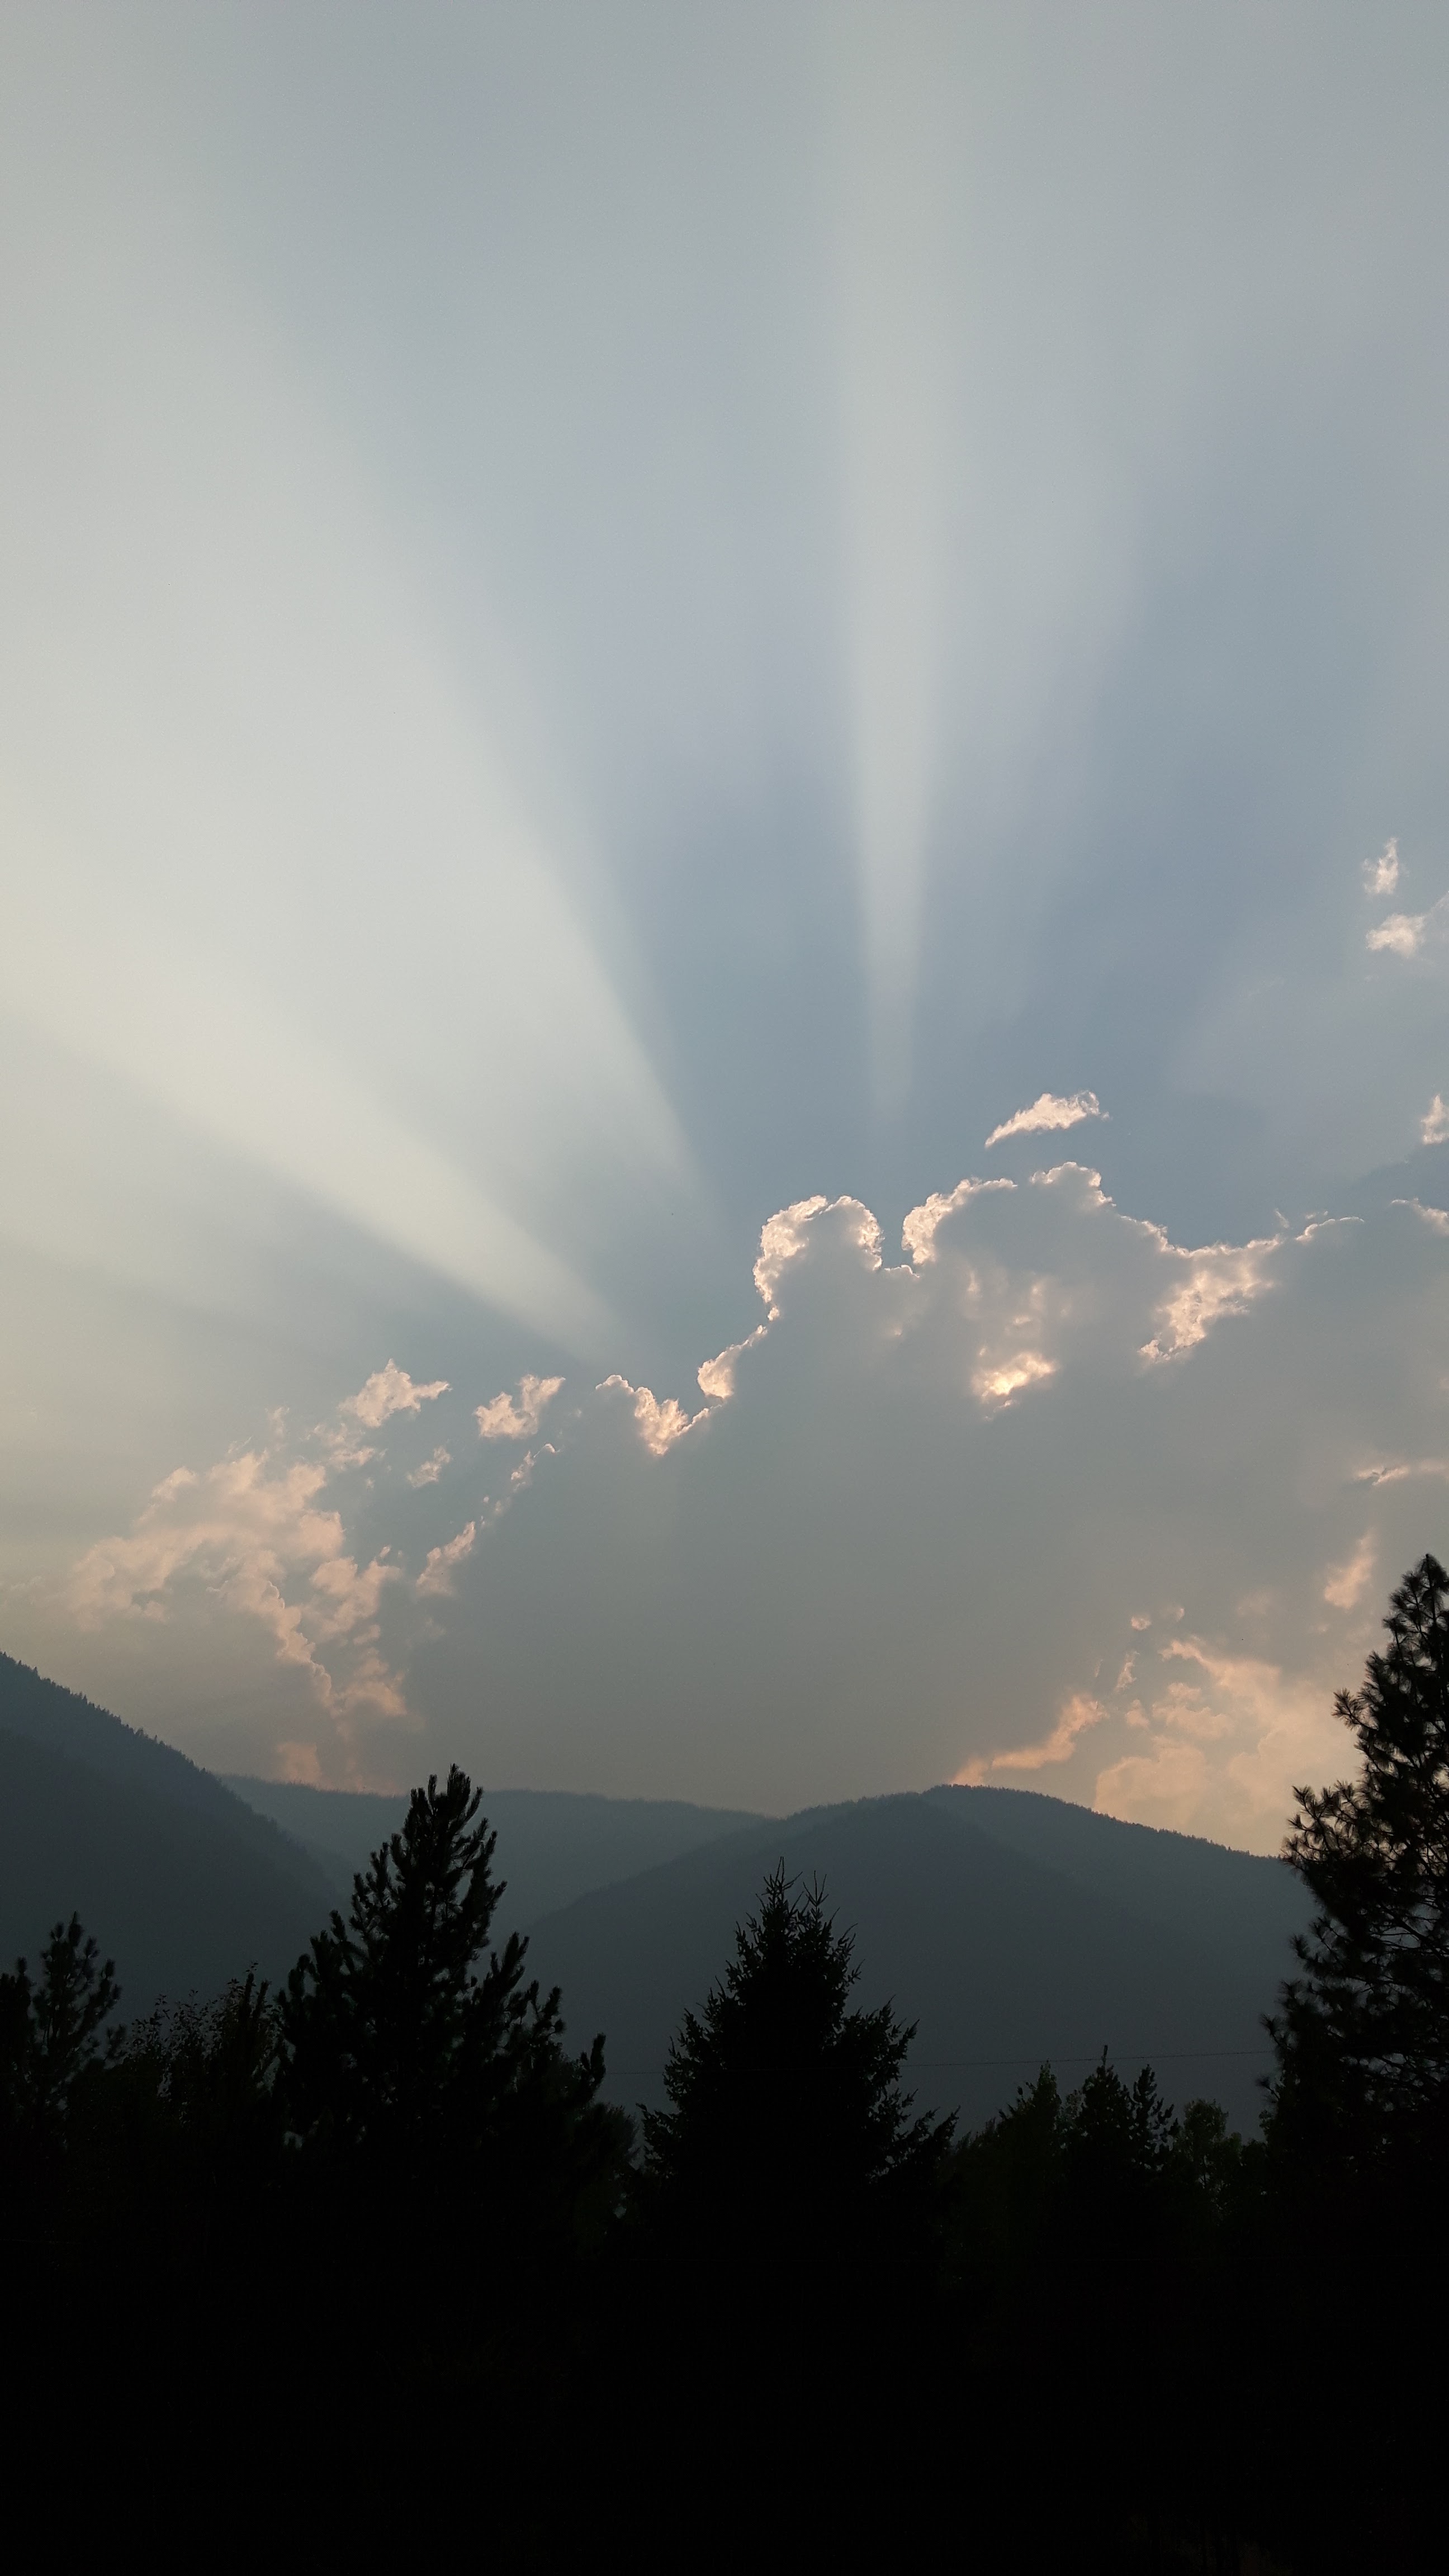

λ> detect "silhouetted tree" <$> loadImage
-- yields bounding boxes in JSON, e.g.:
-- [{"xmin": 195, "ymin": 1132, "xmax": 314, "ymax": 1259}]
[
  {"xmin": 640, "ymin": 1863, "xmax": 953, "ymax": 2283},
  {"xmin": 0, "ymin": 1914, "xmax": 117, "ymax": 2168},
  {"xmin": 1268, "ymin": 1551, "xmax": 1449, "ymax": 2176},
  {"xmin": 279, "ymin": 1766, "xmax": 623, "ymax": 2242}
]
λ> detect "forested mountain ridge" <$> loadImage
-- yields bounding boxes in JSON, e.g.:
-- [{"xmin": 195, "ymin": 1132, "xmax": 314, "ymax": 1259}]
[
  {"xmin": 525, "ymin": 1788, "xmax": 1310, "ymax": 2131},
  {"xmin": 0, "ymin": 1652, "xmax": 333, "ymax": 2004},
  {"xmin": 223, "ymin": 1774, "xmax": 766, "ymax": 1919},
  {"xmin": 1, "ymin": 1651, "xmax": 1308, "ymax": 2128}
]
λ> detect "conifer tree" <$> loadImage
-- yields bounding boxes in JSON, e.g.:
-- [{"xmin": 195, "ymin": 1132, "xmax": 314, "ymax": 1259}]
[
  {"xmin": 1268, "ymin": 1551, "xmax": 1449, "ymax": 2172},
  {"xmin": 0, "ymin": 1915, "xmax": 118, "ymax": 2162},
  {"xmin": 278, "ymin": 1766, "xmax": 621, "ymax": 2234},
  {"xmin": 640, "ymin": 1862, "xmax": 953, "ymax": 2273}
]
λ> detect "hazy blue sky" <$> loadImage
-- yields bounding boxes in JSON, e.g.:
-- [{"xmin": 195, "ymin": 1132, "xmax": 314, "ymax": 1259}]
[{"xmin": 3, "ymin": 3, "xmax": 1448, "ymax": 1845}]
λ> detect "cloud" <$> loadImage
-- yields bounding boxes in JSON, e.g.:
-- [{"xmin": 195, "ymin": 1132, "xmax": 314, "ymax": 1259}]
[
  {"xmin": 1139, "ymin": 1232, "xmax": 1282, "ymax": 1362},
  {"xmin": 62, "ymin": 1445, "xmax": 409, "ymax": 1746},
  {"xmin": 1422, "ymin": 1096, "xmax": 1449, "ymax": 1145},
  {"xmin": 973, "ymin": 1349, "xmax": 1056, "ymax": 1408},
  {"xmin": 1354, "ymin": 1457, "xmax": 1449, "ymax": 1489},
  {"xmin": 697, "ymin": 1327, "xmax": 766, "ymax": 1403},
  {"xmin": 416, "ymin": 1521, "xmax": 477, "ymax": 1598},
  {"xmin": 475, "ymin": 1374, "xmax": 565, "ymax": 1441},
  {"xmin": 1367, "ymin": 911, "xmax": 1429, "ymax": 957},
  {"xmin": 755, "ymin": 1196, "xmax": 840, "ymax": 1310},
  {"xmin": 42, "ymin": 1157, "xmax": 1449, "ymax": 1840},
  {"xmin": 407, "ymin": 1446, "xmax": 452, "ymax": 1487},
  {"xmin": 900, "ymin": 1176, "xmax": 1013, "ymax": 1266},
  {"xmin": 598, "ymin": 1376, "xmax": 708, "ymax": 1456},
  {"xmin": 1363, "ymin": 839, "xmax": 1400, "ymax": 897},
  {"xmin": 1323, "ymin": 1532, "xmax": 1375, "ymax": 1609},
  {"xmin": 985, "ymin": 1092, "xmax": 1104, "ymax": 1149},
  {"xmin": 1095, "ymin": 1642, "xmax": 1341, "ymax": 1844},
  {"xmin": 1392, "ymin": 1196, "xmax": 1449, "ymax": 1235},
  {"xmin": 345, "ymin": 1361, "xmax": 449, "ymax": 1428},
  {"xmin": 960, "ymin": 1690, "xmax": 1108, "ymax": 1778},
  {"xmin": 1366, "ymin": 893, "xmax": 1448, "ymax": 959}
]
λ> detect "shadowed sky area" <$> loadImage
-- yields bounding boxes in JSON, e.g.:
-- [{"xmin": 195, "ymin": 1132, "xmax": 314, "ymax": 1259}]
[{"xmin": 3, "ymin": 3, "xmax": 1448, "ymax": 1845}]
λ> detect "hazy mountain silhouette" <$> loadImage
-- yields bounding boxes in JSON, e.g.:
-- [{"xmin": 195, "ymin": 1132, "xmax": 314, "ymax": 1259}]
[
  {"xmin": 525, "ymin": 1789, "xmax": 1311, "ymax": 2132},
  {"xmin": 223, "ymin": 1775, "xmax": 765, "ymax": 1920},
  {"xmin": 0, "ymin": 1654, "xmax": 334, "ymax": 2005},
  {"xmin": 3, "ymin": 1652, "xmax": 1309, "ymax": 2128}
]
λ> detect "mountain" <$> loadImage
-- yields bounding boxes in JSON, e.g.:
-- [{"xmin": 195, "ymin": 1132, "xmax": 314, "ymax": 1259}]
[
  {"xmin": 0, "ymin": 1654, "xmax": 334, "ymax": 2009},
  {"xmin": 2, "ymin": 1651, "xmax": 1311, "ymax": 2133},
  {"xmin": 525, "ymin": 1787, "xmax": 1311, "ymax": 2134},
  {"xmin": 222, "ymin": 1776, "xmax": 766, "ymax": 1921}
]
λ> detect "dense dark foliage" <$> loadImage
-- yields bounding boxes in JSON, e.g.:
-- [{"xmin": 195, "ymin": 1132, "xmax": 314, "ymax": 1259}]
[{"xmin": 5, "ymin": 1566, "xmax": 1449, "ymax": 2568}]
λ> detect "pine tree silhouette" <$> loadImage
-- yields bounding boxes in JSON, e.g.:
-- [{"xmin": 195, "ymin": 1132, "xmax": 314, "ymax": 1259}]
[
  {"xmin": 1268, "ymin": 1551, "xmax": 1449, "ymax": 2175},
  {"xmin": 640, "ymin": 1862, "xmax": 953, "ymax": 2282},
  {"xmin": 279, "ymin": 1765, "xmax": 623, "ymax": 2238},
  {"xmin": 0, "ymin": 1915, "xmax": 118, "ymax": 2164}
]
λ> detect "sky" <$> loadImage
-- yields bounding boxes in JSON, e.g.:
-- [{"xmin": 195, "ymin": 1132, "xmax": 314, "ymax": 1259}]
[{"xmin": 3, "ymin": 1, "xmax": 1448, "ymax": 1849}]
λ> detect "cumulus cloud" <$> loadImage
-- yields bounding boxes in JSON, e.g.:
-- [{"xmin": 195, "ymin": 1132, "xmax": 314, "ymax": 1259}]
[
  {"xmin": 475, "ymin": 1374, "xmax": 565, "ymax": 1441},
  {"xmin": 1363, "ymin": 838, "xmax": 1400, "ymax": 897},
  {"xmin": 900, "ymin": 1176, "xmax": 1012, "ymax": 1265},
  {"xmin": 598, "ymin": 1376, "xmax": 707, "ymax": 1456},
  {"xmin": 44, "ymin": 1157, "xmax": 1449, "ymax": 1842},
  {"xmin": 1139, "ymin": 1230, "xmax": 1282, "ymax": 1362},
  {"xmin": 345, "ymin": 1361, "xmax": 449, "ymax": 1428},
  {"xmin": 697, "ymin": 1327, "xmax": 766, "ymax": 1403},
  {"xmin": 1422, "ymin": 1095, "xmax": 1449, "ymax": 1145},
  {"xmin": 1095, "ymin": 1643, "xmax": 1340, "ymax": 1844},
  {"xmin": 63, "ymin": 1445, "xmax": 409, "ymax": 1745},
  {"xmin": 984, "ymin": 1091, "xmax": 1104, "ymax": 1148}
]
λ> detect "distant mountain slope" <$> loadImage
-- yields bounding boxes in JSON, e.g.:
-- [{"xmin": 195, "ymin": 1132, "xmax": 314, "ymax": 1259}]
[
  {"xmin": 223, "ymin": 1777, "xmax": 766, "ymax": 1922},
  {"xmin": 525, "ymin": 1792, "xmax": 1312, "ymax": 2134},
  {"xmin": 929, "ymin": 1786, "xmax": 1307, "ymax": 1977},
  {"xmin": 0, "ymin": 1654, "xmax": 334, "ymax": 2007}
]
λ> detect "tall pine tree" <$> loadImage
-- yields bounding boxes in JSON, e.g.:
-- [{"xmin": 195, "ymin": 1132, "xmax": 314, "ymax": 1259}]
[{"xmin": 1269, "ymin": 1551, "xmax": 1449, "ymax": 2175}]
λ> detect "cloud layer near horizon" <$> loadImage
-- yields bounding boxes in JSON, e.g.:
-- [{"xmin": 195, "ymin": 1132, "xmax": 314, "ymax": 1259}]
[{"xmin": 20, "ymin": 1160, "xmax": 1446, "ymax": 1853}]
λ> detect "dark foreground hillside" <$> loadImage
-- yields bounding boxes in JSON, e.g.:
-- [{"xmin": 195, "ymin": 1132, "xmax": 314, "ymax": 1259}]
[
  {"xmin": 0, "ymin": 1654, "xmax": 333, "ymax": 2002},
  {"xmin": 528, "ymin": 1786, "xmax": 1309, "ymax": 2132}
]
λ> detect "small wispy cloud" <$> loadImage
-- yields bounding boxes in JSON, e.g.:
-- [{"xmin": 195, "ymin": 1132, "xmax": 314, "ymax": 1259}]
[
  {"xmin": 406, "ymin": 1446, "xmax": 451, "ymax": 1488},
  {"xmin": 972, "ymin": 1349, "xmax": 1055, "ymax": 1408},
  {"xmin": 985, "ymin": 1091, "xmax": 1103, "ymax": 1149},
  {"xmin": 1355, "ymin": 1456, "xmax": 1449, "ymax": 1488},
  {"xmin": 415, "ymin": 1521, "xmax": 477, "ymax": 1598},
  {"xmin": 1393, "ymin": 1195, "xmax": 1449, "ymax": 1235},
  {"xmin": 476, "ymin": 1374, "xmax": 564, "ymax": 1441},
  {"xmin": 959, "ymin": 1689, "xmax": 1107, "ymax": 1779},
  {"xmin": 1362, "ymin": 837, "xmax": 1400, "ymax": 897},
  {"xmin": 1323, "ymin": 1532, "xmax": 1375, "ymax": 1610},
  {"xmin": 1367, "ymin": 889, "xmax": 1448, "ymax": 958},
  {"xmin": 345, "ymin": 1361, "xmax": 449, "ymax": 1428},
  {"xmin": 1422, "ymin": 1095, "xmax": 1449, "ymax": 1145},
  {"xmin": 1367, "ymin": 910, "xmax": 1429, "ymax": 957}
]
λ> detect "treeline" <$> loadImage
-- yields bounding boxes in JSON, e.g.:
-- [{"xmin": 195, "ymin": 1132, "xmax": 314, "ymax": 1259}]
[{"xmin": 5, "ymin": 1560, "xmax": 1449, "ymax": 2570}]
